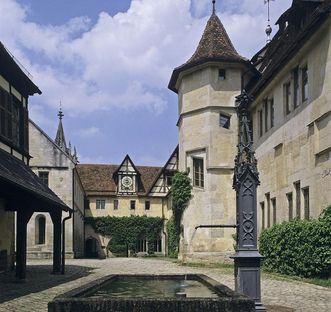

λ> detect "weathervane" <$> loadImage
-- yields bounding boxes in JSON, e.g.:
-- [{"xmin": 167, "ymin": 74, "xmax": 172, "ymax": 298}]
[
  {"xmin": 264, "ymin": 0, "xmax": 274, "ymax": 43},
  {"xmin": 212, "ymin": 0, "xmax": 216, "ymax": 15}
]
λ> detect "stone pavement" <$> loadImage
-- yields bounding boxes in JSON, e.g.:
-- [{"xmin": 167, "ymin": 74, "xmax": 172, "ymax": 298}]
[{"xmin": 0, "ymin": 258, "xmax": 330, "ymax": 312}]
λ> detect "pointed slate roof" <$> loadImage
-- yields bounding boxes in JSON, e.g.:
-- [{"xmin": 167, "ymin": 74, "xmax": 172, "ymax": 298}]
[
  {"xmin": 55, "ymin": 109, "xmax": 67, "ymax": 149},
  {"xmin": 169, "ymin": 12, "xmax": 254, "ymax": 93},
  {"xmin": 187, "ymin": 13, "xmax": 246, "ymax": 65}
]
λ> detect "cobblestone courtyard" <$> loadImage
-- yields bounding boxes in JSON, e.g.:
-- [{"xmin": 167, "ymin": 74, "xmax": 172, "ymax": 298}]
[{"xmin": 0, "ymin": 258, "xmax": 330, "ymax": 312}]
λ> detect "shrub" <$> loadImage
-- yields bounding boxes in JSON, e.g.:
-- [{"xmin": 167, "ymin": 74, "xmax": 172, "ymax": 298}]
[{"xmin": 259, "ymin": 214, "xmax": 331, "ymax": 278}]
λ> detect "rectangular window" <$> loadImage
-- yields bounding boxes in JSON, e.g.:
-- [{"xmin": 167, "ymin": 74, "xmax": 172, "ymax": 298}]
[
  {"xmin": 219, "ymin": 113, "xmax": 230, "ymax": 129},
  {"xmin": 269, "ymin": 98, "xmax": 274, "ymax": 128},
  {"xmin": 130, "ymin": 200, "xmax": 136, "ymax": 210},
  {"xmin": 145, "ymin": 201, "xmax": 150, "ymax": 210},
  {"xmin": 263, "ymin": 99, "xmax": 268, "ymax": 132},
  {"xmin": 219, "ymin": 69, "xmax": 226, "ymax": 80},
  {"xmin": 0, "ymin": 87, "xmax": 26, "ymax": 151},
  {"xmin": 258, "ymin": 109, "xmax": 263, "ymax": 137},
  {"xmin": 38, "ymin": 172, "xmax": 49, "ymax": 186},
  {"xmin": 284, "ymin": 82, "xmax": 291, "ymax": 115},
  {"xmin": 153, "ymin": 237, "xmax": 162, "ymax": 252},
  {"xmin": 293, "ymin": 67, "xmax": 299, "ymax": 108},
  {"xmin": 166, "ymin": 175, "xmax": 173, "ymax": 186},
  {"xmin": 266, "ymin": 193, "xmax": 270, "ymax": 228},
  {"xmin": 272, "ymin": 198, "xmax": 277, "ymax": 225},
  {"xmin": 193, "ymin": 157, "xmax": 204, "ymax": 188},
  {"xmin": 114, "ymin": 199, "xmax": 119, "ymax": 210},
  {"xmin": 96, "ymin": 199, "xmax": 106, "ymax": 209},
  {"xmin": 303, "ymin": 187, "xmax": 309, "ymax": 220},
  {"xmin": 294, "ymin": 181, "xmax": 301, "ymax": 219},
  {"xmin": 260, "ymin": 202, "xmax": 265, "ymax": 230},
  {"xmin": 137, "ymin": 238, "xmax": 147, "ymax": 252},
  {"xmin": 302, "ymin": 65, "xmax": 308, "ymax": 101},
  {"xmin": 287, "ymin": 192, "xmax": 293, "ymax": 221}
]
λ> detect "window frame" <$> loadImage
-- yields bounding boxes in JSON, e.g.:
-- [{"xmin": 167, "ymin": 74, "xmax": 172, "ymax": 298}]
[
  {"xmin": 38, "ymin": 171, "xmax": 49, "ymax": 186},
  {"xmin": 0, "ymin": 87, "xmax": 26, "ymax": 152},
  {"xmin": 218, "ymin": 69, "xmax": 226, "ymax": 80},
  {"xmin": 113, "ymin": 199, "xmax": 119, "ymax": 210},
  {"xmin": 284, "ymin": 81, "xmax": 292, "ymax": 115},
  {"xmin": 269, "ymin": 98, "xmax": 274, "ymax": 129},
  {"xmin": 193, "ymin": 157, "xmax": 204, "ymax": 188},
  {"xmin": 258, "ymin": 109, "xmax": 263, "ymax": 137},
  {"xmin": 96, "ymin": 199, "xmax": 106, "ymax": 210},
  {"xmin": 302, "ymin": 65, "xmax": 308, "ymax": 102},
  {"xmin": 145, "ymin": 200, "xmax": 150, "ymax": 210},
  {"xmin": 130, "ymin": 200, "xmax": 136, "ymax": 210},
  {"xmin": 219, "ymin": 113, "xmax": 230, "ymax": 129}
]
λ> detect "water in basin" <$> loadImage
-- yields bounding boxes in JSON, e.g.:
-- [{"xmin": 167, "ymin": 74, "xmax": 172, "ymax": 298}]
[{"xmin": 88, "ymin": 277, "xmax": 219, "ymax": 298}]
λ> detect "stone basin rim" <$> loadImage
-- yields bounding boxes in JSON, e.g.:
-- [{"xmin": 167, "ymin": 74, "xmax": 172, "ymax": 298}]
[{"xmin": 52, "ymin": 273, "xmax": 250, "ymax": 300}]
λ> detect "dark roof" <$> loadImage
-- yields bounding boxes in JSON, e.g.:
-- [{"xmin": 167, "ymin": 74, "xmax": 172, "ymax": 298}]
[
  {"xmin": 76, "ymin": 164, "xmax": 162, "ymax": 196},
  {"xmin": 250, "ymin": 0, "xmax": 331, "ymax": 96},
  {"xmin": 0, "ymin": 149, "xmax": 69, "ymax": 211},
  {"xmin": 0, "ymin": 42, "xmax": 41, "ymax": 97},
  {"xmin": 187, "ymin": 14, "xmax": 246, "ymax": 65},
  {"xmin": 169, "ymin": 13, "xmax": 253, "ymax": 93}
]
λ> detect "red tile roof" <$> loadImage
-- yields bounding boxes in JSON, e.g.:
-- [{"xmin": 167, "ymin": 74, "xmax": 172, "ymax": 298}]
[{"xmin": 76, "ymin": 164, "xmax": 162, "ymax": 196}]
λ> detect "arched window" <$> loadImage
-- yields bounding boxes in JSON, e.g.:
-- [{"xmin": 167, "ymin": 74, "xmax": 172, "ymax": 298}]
[{"xmin": 35, "ymin": 215, "xmax": 46, "ymax": 245}]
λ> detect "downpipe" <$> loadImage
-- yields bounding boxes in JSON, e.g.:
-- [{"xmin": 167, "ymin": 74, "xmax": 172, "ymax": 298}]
[{"xmin": 61, "ymin": 210, "xmax": 72, "ymax": 274}]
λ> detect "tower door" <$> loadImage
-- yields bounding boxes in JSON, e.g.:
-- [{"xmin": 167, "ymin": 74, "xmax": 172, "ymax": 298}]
[{"xmin": 85, "ymin": 238, "xmax": 98, "ymax": 258}]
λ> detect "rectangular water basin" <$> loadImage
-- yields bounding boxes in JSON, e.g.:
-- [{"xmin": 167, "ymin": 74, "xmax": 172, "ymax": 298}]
[{"xmin": 48, "ymin": 274, "xmax": 255, "ymax": 312}]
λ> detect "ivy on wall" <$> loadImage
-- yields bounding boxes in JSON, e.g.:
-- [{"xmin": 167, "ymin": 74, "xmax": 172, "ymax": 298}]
[
  {"xmin": 167, "ymin": 172, "xmax": 192, "ymax": 258},
  {"xmin": 85, "ymin": 216, "xmax": 164, "ymax": 256}
]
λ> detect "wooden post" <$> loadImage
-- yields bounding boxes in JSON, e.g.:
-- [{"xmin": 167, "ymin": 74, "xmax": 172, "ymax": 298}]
[
  {"xmin": 16, "ymin": 209, "xmax": 33, "ymax": 279},
  {"xmin": 51, "ymin": 210, "xmax": 62, "ymax": 274}
]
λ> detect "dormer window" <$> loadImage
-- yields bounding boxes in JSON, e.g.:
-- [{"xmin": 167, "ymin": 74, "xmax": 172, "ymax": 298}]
[{"xmin": 219, "ymin": 69, "xmax": 226, "ymax": 80}]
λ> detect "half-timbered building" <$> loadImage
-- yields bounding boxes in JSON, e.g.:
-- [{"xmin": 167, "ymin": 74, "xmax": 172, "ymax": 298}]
[{"xmin": 76, "ymin": 147, "xmax": 178, "ymax": 258}]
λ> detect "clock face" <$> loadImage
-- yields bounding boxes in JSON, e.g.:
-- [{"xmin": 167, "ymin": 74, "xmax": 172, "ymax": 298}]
[{"xmin": 121, "ymin": 176, "xmax": 133, "ymax": 189}]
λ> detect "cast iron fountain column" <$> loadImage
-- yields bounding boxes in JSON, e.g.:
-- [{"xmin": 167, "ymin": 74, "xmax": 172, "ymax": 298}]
[{"xmin": 232, "ymin": 90, "xmax": 266, "ymax": 312}]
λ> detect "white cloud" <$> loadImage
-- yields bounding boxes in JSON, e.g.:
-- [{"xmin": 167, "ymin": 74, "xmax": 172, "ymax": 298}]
[
  {"xmin": 75, "ymin": 126, "xmax": 101, "ymax": 138},
  {"xmin": 0, "ymin": 0, "xmax": 292, "ymax": 126}
]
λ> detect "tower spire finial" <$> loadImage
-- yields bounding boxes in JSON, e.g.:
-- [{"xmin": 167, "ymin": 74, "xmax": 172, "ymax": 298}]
[
  {"xmin": 58, "ymin": 101, "xmax": 64, "ymax": 120},
  {"xmin": 212, "ymin": 0, "xmax": 216, "ymax": 15}
]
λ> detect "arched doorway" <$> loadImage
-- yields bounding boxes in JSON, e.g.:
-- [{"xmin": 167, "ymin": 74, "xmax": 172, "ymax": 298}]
[{"xmin": 85, "ymin": 237, "xmax": 99, "ymax": 258}]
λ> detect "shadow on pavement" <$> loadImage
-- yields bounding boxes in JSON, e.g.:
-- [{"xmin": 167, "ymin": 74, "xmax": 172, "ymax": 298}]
[{"xmin": 0, "ymin": 264, "xmax": 95, "ymax": 304}]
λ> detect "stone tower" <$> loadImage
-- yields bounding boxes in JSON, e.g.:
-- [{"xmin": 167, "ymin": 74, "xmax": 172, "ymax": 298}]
[{"xmin": 168, "ymin": 8, "xmax": 257, "ymax": 262}]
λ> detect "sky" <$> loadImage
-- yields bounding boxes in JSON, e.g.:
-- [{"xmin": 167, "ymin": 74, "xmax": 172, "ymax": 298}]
[{"xmin": 0, "ymin": 0, "xmax": 292, "ymax": 166}]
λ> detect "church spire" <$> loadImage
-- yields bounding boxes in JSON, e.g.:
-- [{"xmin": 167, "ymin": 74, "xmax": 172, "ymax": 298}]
[{"xmin": 55, "ymin": 107, "xmax": 67, "ymax": 150}]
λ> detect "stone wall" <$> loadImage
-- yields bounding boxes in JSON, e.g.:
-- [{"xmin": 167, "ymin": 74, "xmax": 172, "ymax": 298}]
[
  {"xmin": 0, "ymin": 200, "xmax": 14, "ymax": 271},
  {"xmin": 252, "ymin": 19, "xmax": 331, "ymax": 231},
  {"xmin": 177, "ymin": 65, "xmax": 244, "ymax": 260}
]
